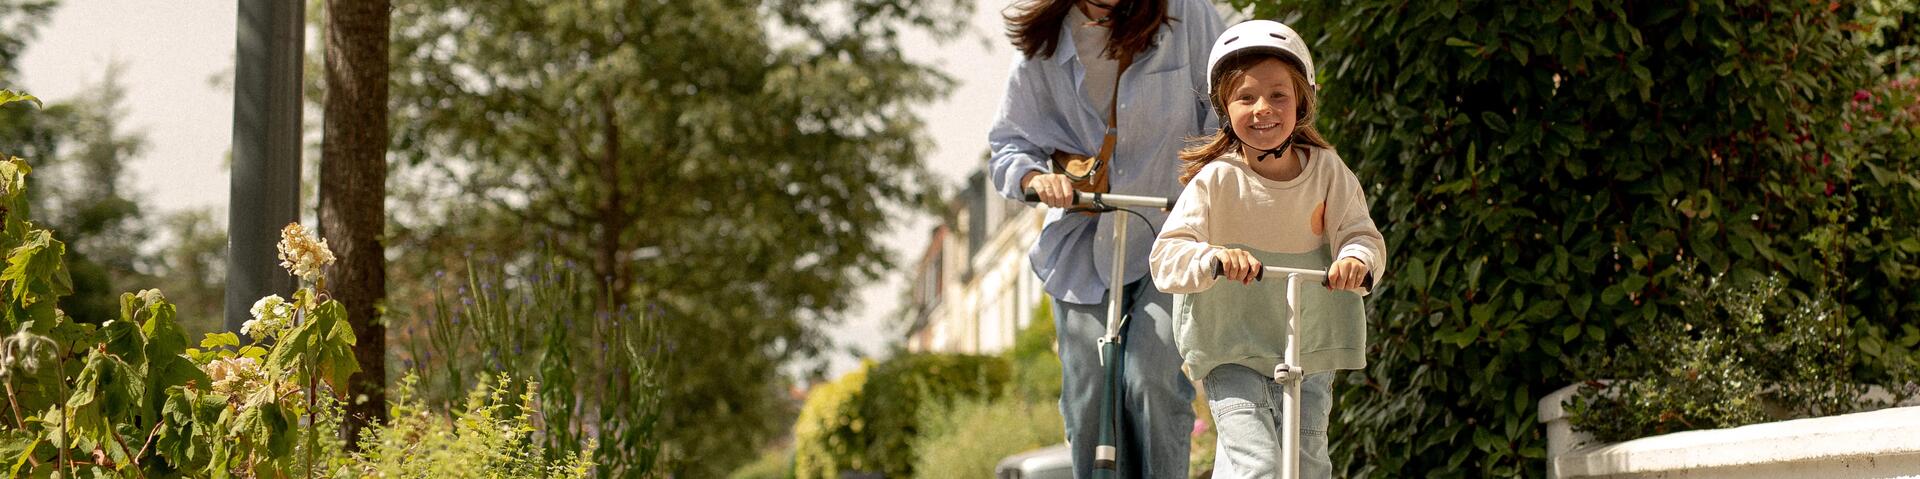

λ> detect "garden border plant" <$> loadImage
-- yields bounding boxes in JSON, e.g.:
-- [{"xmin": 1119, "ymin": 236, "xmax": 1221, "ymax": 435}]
[{"xmin": 0, "ymin": 90, "xmax": 597, "ymax": 478}]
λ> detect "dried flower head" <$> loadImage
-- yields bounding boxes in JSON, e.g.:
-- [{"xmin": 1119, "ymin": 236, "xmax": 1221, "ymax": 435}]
[
  {"xmin": 1, "ymin": 330, "xmax": 57, "ymax": 379},
  {"xmin": 206, "ymin": 356, "xmax": 267, "ymax": 398},
  {"xmin": 277, "ymin": 223, "xmax": 335, "ymax": 283}
]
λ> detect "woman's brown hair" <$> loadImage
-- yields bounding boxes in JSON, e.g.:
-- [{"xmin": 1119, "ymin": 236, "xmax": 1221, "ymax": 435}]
[
  {"xmin": 1004, "ymin": 0, "xmax": 1173, "ymax": 61},
  {"xmin": 1178, "ymin": 54, "xmax": 1332, "ymax": 184}
]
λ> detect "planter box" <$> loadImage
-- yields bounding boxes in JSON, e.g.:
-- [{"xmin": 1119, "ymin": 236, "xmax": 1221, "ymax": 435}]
[{"xmin": 1538, "ymin": 384, "xmax": 1920, "ymax": 478}]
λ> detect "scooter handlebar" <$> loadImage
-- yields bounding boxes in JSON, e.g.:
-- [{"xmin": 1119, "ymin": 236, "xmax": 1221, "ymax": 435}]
[
  {"xmin": 1213, "ymin": 259, "xmax": 1336, "ymax": 286},
  {"xmin": 1022, "ymin": 187, "xmax": 1174, "ymax": 210}
]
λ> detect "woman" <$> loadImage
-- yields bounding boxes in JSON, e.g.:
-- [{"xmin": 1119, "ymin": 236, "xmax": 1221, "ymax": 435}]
[{"xmin": 987, "ymin": 0, "xmax": 1223, "ymax": 476}]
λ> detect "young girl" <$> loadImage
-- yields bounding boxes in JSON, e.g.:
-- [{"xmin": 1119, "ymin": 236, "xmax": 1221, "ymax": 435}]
[{"xmin": 1149, "ymin": 20, "xmax": 1385, "ymax": 478}]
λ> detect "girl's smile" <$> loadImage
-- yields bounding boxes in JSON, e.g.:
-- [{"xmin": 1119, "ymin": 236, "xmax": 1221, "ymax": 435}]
[{"xmin": 1226, "ymin": 57, "xmax": 1300, "ymax": 153}]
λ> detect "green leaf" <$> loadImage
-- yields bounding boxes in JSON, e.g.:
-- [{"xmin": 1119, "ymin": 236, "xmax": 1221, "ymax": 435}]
[
  {"xmin": 236, "ymin": 400, "xmax": 294, "ymax": 457},
  {"xmin": 100, "ymin": 319, "xmax": 148, "ymax": 366},
  {"xmin": 1480, "ymin": 112, "xmax": 1511, "ymax": 133},
  {"xmin": 200, "ymin": 332, "xmax": 241, "ymax": 349},
  {"xmin": 1445, "ymin": 37, "xmax": 1479, "ymax": 48},
  {"xmin": 1, "ymin": 431, "xmax": 41, "ymax": 479},
  {"xmin": 1407, "ymin": 257, "xmax": 1430, "ymax": 294},
  {"xmin": 266, "ymin": 299, "xmax": 361, "ymax": 393},
  {"xmin": 3, "ymin": 230, "xmax": 74, "ymax": 304},
  {"xmin": 1601, "ymin": 284, "xmax": 1626, "ymax": 305},
  {"xmin": 1467, "ymin": 142, "xmax": 1478, "ymax": 174},
  {"xmin": 0, "ymin": 90, "xmax": 40, "ymax": 109},
  {"xmin": 1622, "ymin": 274, "xmax": 1648, "ymax": 293}
]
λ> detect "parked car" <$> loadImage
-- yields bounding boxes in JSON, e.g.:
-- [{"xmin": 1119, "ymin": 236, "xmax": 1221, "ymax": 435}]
[{"xmin": 994, "ymin": 443, "xmax": 1072, "ymax": 479}]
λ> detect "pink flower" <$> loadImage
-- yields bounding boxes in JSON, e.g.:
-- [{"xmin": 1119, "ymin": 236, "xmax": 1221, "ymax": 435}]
[
  {"xmin": 1854, "ymin": 89, "xmax": 1872, "ymax": 102},
  {"xmin": 1193, "ymin": 418, "xmax": 1211, "ymax": 435}
]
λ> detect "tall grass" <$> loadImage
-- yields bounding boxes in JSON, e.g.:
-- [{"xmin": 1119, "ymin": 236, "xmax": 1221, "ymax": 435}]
[{"xmin": 397, "ymin": 253, "xmax": 664, "ymax": 478}]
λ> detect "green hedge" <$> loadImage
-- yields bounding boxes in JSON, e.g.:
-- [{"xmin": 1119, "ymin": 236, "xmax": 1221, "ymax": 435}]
[
  {"xmin": 909, "ymin": 396, "xmax": 1062, "ymax": 478},
  {"xmin": 1006, "ymin": 297, "xmax": 1062, "ymax": 402},
  {"xmin": 1229, "ymin": 1, "xmax": 1920, "ymax": 476},
  {"xmin": 792, "ymin": 353, "xmax": 1009, "ymax": 479}
]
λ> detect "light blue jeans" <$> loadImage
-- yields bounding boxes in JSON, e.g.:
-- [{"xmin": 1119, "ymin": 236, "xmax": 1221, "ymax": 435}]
[
  {"xmin": 1053, "ymin": 280, "xmax": 1195, "ymax": 478},
  {"xmin": 1203, "ymin": 365, "xmax": 1335, "ymax": 479}
]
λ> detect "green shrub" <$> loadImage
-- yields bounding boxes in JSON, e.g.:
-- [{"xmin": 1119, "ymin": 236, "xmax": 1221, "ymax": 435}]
[
  {"xmin": 1005, "ymin": 296, "xmax": 1061, "ymax": 402},
  {"xmin": 793, "ymin": 353, "xmax": 1009, "ymax": 479},
  {"xmin": 1220, "ymin": 1, "xmax": 1920, "ymax": 476},
  {"xmin": 345, "ymin": 374, "xmax": 593, "ymax": 478},
  {"xmin": 1567, "ymin": 266, "xmax": 1908, "ymax": 443},
  {"xmin": 0, "ymin": 96, "xmax": 600, "ymax": 476},
  {"xmin": 0, "ymin": 117, "xmax": 353, "ymax": 476},
  {"xmin": 909, "ymin": 396, "xmax": 1062, "ymax": 478},
  {"xmin": 726, "ymin": 446, "xmax": 794, "ymax": 479}
]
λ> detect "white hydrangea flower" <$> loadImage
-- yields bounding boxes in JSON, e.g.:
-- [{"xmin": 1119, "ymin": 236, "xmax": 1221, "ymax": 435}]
[{"xmin": 243, "ymin": 294, "xmax": 293, "ymax": 341}]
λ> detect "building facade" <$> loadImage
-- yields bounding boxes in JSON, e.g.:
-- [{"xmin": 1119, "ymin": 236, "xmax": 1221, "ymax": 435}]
[{"xmin": 904, "ymin": 170, "xmax": 1045, "ymax": 354}]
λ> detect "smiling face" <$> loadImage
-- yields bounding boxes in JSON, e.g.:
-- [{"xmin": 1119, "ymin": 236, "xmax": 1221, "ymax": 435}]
[{"xmin": 1223, "ymin": 57, "xmax": 1305, "ymax": 152}]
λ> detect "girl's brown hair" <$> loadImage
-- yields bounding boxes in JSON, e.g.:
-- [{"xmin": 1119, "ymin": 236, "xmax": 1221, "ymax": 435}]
[
  {"xmin": 1005, "ymin": 0, "xmax": 1173, "ymax": 61},
  {"xmin": 1178, "ymin": 54, "xmax": 1332, "ymax": 184}
]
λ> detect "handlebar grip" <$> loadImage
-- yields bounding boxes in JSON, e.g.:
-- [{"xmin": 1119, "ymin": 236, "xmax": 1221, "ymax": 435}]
[
  {"xmin": 1213, "ymin": 259, "xmax": 1348, "ymax": 289},
  {"xmin": 1022, "ymin": 187, "xmax": 1081, "ymax": 206},
  {"xmin": 1211, "ymin": 258, "xmax": 1265, "ymax": 281}
]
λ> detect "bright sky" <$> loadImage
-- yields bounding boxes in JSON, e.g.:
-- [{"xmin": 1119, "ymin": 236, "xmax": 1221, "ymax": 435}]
[
  {"xmin": 18, "ymin": 1, "xmax": 237, "ymax": 216},
  {"xmin": 17, "ymin": 1, "xmax": 1015, "ymax": 379}
]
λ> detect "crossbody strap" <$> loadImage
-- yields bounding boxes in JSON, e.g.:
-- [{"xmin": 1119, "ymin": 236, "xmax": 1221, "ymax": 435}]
[{"xmin": 1094, "ymin": 50, "xmax": 1135, "ymax": 165}]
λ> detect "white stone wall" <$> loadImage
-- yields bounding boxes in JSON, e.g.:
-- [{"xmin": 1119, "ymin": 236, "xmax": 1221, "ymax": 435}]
[{"xmin": 1538, "ymin": 384, "xmax": 1920, "ymax": 478}]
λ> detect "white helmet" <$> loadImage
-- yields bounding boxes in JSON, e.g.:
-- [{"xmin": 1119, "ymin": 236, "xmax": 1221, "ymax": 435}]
[{"xmin": 1205, "ymin": 20, "xmax": 1316, "ymax": 113}]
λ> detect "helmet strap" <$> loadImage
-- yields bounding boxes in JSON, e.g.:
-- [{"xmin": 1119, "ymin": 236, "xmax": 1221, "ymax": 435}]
[{"xmin": 1253, "ymin": 136, "xmax": 1293, "ymax": 162}]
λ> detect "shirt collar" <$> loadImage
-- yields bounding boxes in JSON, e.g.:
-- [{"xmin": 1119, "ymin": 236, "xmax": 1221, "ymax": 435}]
[{"xmin": 1054, "ymin": 8, "xmax": 1090, "ymax": 65}]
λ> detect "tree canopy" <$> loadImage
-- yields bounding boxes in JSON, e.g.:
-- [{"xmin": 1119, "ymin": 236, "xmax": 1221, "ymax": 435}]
[{"xmin": 386, "ymin": 0, "xmax": 968, "ymax": 474}]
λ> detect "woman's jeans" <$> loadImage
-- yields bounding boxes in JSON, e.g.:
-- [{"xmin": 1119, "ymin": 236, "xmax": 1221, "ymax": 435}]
[
  {"xmin": 1053, "ymin": 281, "xmax": 1195, "ymax": 478},
  {"xmin": 1203, "ymin": 365, "xmax": 1335, "ymax": 479}
]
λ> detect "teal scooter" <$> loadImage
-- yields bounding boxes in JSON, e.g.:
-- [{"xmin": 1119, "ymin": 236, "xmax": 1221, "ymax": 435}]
[{"xmin": 1023, "ymin": 188, "xmax": 1173, "ymax": 478}]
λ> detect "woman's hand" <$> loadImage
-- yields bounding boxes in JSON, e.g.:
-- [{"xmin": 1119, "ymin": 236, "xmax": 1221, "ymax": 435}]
[
  {"xmin": 1217, "ymin": 248, "xmax": 1263, "ymax": 285},
  {"xmin": 1022, "ymin": 172, "xmax": 1077, "ymax": 208},
  {"xmin": 1327, "ymin": 257, "xmax": 1369, "ymax": 291}
]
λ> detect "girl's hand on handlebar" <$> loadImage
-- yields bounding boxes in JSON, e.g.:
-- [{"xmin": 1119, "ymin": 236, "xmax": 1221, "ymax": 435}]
[
  {"xmin": 1328, "ymin": 257, "xmax": 1369, "ymax": 291},
  {"xmin": 1022, "ymin": 172, "xmax": 1076, "ymax": 208},
  {"xmin": 1217, "ymin": 248, "xmax": 1262, "ymax": 285}
]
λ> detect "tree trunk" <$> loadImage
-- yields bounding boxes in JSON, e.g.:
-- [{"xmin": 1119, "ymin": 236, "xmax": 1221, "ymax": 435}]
[
  {"xmin": 595, "ymin": 94, "xmax": 632, "ymax": 311},
  {"xmin": 319, "ymin": 0, "xmax": 390, "ymax": 448}
]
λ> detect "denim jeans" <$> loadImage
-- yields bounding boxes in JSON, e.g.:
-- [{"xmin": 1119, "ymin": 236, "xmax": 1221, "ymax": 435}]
[
  {"xmin": 1203, "ymin": 365, "xmax": 1334, "ymax": 479},
  {"xmin": 1053, "ymin": 281, "xmax": 1195, "ymax": 478}
]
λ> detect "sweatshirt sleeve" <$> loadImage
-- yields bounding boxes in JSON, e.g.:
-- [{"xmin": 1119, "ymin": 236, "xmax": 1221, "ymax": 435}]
[
  {"xmin": 1152, "ymin": 167, "xmax": 1222, "ymax": 294},
  {"xmin": 1326, "ymin": 162, "xmax": 1387, "ymax": 291}
]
